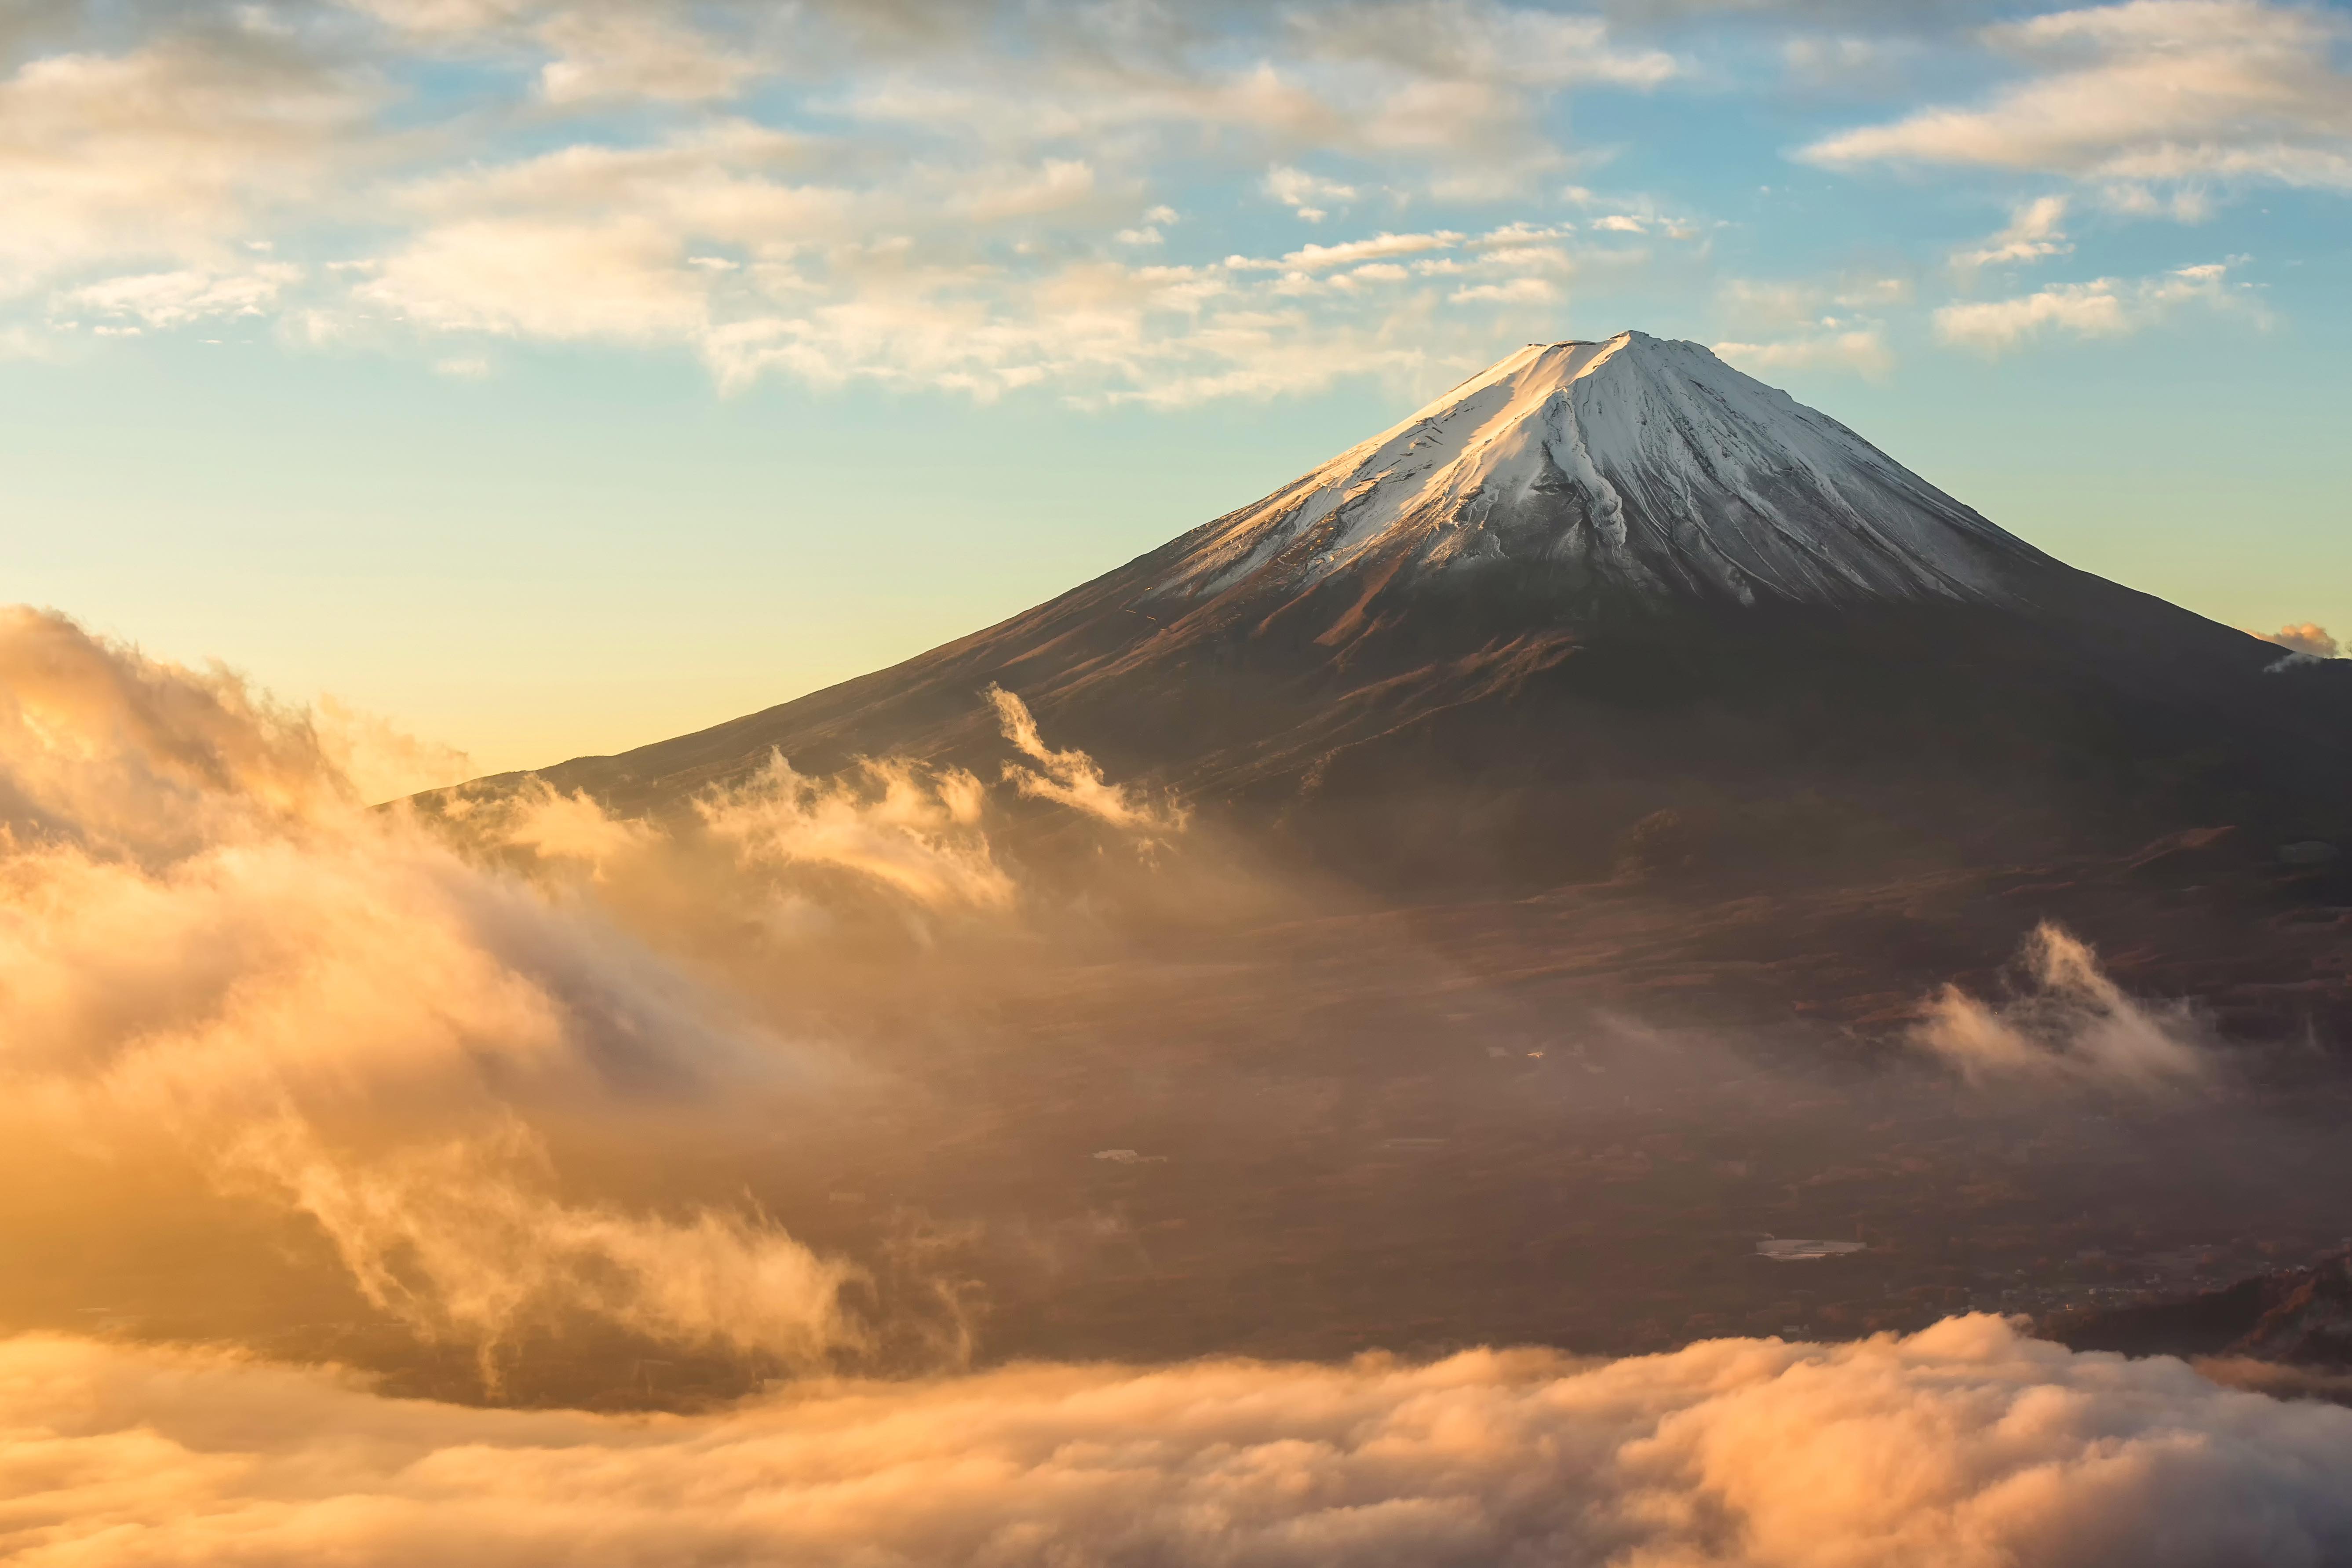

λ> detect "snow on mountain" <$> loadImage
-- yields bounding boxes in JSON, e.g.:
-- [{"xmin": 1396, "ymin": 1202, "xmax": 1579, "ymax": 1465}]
[{"xmin": 1149, "ymin": 331, "xmax": 2050, "ymax": 610}]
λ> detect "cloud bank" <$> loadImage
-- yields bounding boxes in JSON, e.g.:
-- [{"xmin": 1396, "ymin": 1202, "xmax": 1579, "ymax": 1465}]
[
  {"xmin": 0, "ymin": 607, "xmax": 1187, "ymax": 1382},
  {"xmin": 7, "ymin": 1314, "xmax": 2352, "ymax": 1565},
  {"xmin": 0, "ymin": 606, "xmax": 875, "ymax": 1375}
]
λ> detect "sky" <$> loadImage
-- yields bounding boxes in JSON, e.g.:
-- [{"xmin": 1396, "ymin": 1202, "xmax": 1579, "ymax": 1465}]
[{"xmin": 4, "ymin": 0, "xmax": 2349, "ymax": 777}]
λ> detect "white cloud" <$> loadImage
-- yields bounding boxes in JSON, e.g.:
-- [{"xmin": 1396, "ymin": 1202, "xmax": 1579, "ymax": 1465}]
[
  {"xmin": 1934, "ymin": 259, "xmax": 2260, "ymax": 352},
  {"xmin": 0, "ymin": 3, "xmax": 1692, "ymax": 400},
  {"xmin": 830, "ymin": 1, "xmax": 1675, "ymax": 200},
  {"xmin": 1714, "ymin": 328, "xmax": 1895, "ymax": 378},
  {"xmin": 13, "ymin": 1315, "xmax": 2352, "ymax": 1564},
  {"xmin": 1297, "ymin": 0, "xmax": 1681, "ymax": 91},
  {"xmin": 535, "ymin": 10, "xmax": 761, "ymax": 105},
  {"xmin": 1804, "ymin": 0, "xmax": 2352, "ymax": 201},
  {"xmin": 1275, "ymin": 229, "xmax": 1465, "ymax": 270},
  {"xmin": 60, "ymin": 263, "xmax": 303, "ymax": 328},
  {"xmin": 954, "ymin": 157, "xmax": 1097, "ymax": 221},
  {"xmin": 342, "ymin": 0, "xmax": 537, "ymax": 36},
  {"xmin": 361, "ymin": 216, "xmax": 710, "ymax": 342},
  {"xmin": 1953, "ymin": 194, "xmax": 2073, "ymax": 270},
  {"xmin": 0, "ymin": 33, "xmax": 376, "ymax": 294},
  {"xmin": 1265, "ymin": 164, "xmax": 1361, "ymax": 222},
  {"xmin": 1451, "ymin": 276, "xmax": 1557, "ymax": 303}
]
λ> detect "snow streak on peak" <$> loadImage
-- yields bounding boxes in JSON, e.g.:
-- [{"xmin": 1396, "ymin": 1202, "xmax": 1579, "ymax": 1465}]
[{"xmin": 1154, "ymin": 331, "xmax": 2047, "ymax": 610}]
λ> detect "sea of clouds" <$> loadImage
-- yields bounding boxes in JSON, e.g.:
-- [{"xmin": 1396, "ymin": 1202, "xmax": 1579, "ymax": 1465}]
[
  {"xmin": 10, "ymin": 1316, "xmax": 2352, "ymax": 1565},
  {"xmin": 1, "ymin": 603, "xmax": 2347, "ymax": 1566}
]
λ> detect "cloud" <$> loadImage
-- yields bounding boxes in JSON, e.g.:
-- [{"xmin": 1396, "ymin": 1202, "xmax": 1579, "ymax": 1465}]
[
  {"xmin": 1713, "ymin": 274, "xmax": 1905, "ymax": 378},
  {"xmin": 60, "ymin": 263, "xmax": 304, "ymax": 328},
  {"xmin": 0, "ymin": 605, "xmax": 1232, "ymax": 1383},
  {"xmin": 359, "ymin": 216, "xmax": 713, "ymax": 343},
  {"xmin": 832, "ymin": 0, "xmax": 1674, "ymax": 185},
  {"xmin": 0, "ymin": 606, "xmax": 866, "ymax": 1374},
  {"xmin": 534, "ymin": 9, "xmax": 761, "ymax": 104},
  {"xmin": 699, "ymin": 751, "xmax": 1017, "ymax": 910},
  {"xmin": 1451, "ymin": 276, "xmax": 1558, "ymax": 304},
  {"xmin": 2255, "ymin": 622, "xmax": 2341, "ymax": 660},
  {"xmin": 0, "ymin": 2, "xmax": 1697, "ymax": 400},
  {"xmin": 10, "ymin": 1314, "xmax": 2352, "ymax": 1564},
  {"xmin": 0, "ymin": 603, "xmax": 348, "ymax": 856},
  {"xmin": 1780, "ymin": 32, "xmax": 1906, "ymax": 87},
  {"xmin": 1912, "ymin": 922, "xmax": 2211, "ymax": 1089},
  {"xmin": 1714, "ymin": 328, "xmax": 1894, "ymax": 378},
  {"xmin": 987, "ymin": 685, "xmax": 1188, "ymax": 837},
  {"xmin": 1934, "ymin": 260, "xmax": 2258, "ymax": 352},
  {"xmin": 0, "ymin": 29, "xmax": 376, "ymax": 294},
  {"xmin": 1953, "ymin": 194, "xmax": 2073, "ymax": 270},
  {"xmin": 466, "ymin": 780, "xmax": 658, "ymax": 874},
  {"xmin": 1265, "ymin": 164, "xmax": 1361, "ymax": 222},
  {"xmin": 310, "ymin": 694, "xmax": 476, "ymax": 802},
  {"xmin": 1296, "ymin": 0, "xmax": 1681, "ymax": 91},
  {"xmin": 1273, "ymin": 230, "xmax": 1467, "ymax": 270},
  {"xmin": 1803, "ymin": 0, "xmax": 2352, "ymax": 201},
  {"xmin": 235, "ymin": 1120, "xmax": 863, "ymax": 1381},
  {"xmin": 345, "ymin": 118, "xmax": 1519, "ymax": 404},
  {"xmin": 342, "ymin": 0, "xmax": 538, "ymax": 37}
]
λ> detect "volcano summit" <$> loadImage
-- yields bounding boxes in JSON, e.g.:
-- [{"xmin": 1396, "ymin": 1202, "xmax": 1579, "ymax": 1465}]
[
  {"xmin": 502, "ymin": 332, "xmax": 2349, "ymax": 884},
  {"xmin": 1147, "ymin": 331, "xmax": 2048, "ymax": 612}
]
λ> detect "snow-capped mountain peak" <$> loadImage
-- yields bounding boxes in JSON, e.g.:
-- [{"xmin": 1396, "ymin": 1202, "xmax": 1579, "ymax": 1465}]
[{"xmin": 1150, "ymin": 331, "xmax": 2047, "ymax": 610}]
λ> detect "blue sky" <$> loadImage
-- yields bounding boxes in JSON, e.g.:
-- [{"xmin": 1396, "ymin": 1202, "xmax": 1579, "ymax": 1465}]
[{"xmin": 4, "ymin": 0, "xmax": 2348, "ymax": 778}]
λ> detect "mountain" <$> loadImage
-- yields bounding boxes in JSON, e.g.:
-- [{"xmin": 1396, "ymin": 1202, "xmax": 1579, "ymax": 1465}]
[
  {"xmin": 2046, "ymin": 1248, "xmax": 2352, "ymax": 1369},
  {"xmin": 487, "ymin": 331, "xmax": 2352, "ymax": 885}
]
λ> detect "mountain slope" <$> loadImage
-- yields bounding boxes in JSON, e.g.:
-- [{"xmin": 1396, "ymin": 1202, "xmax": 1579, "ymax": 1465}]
[{"xmin": 485, "ymin": 332, "xmax": 2352, "ymax": 884}]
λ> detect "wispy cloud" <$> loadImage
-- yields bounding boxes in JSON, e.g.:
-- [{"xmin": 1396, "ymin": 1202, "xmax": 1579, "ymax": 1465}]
[
  {"xmin": 987, "ymin": 685, "xmax": 1188, "ymax": 837},
  {"xmin": 1934, "ymin": 259, "xmax": 2261, "ymax": 351},
  {"xmin": 1952, "ymin": 194, "xmax": 2072, "ymax": 271},
  {"xmin": 1912, "ymin": 922, "xmax": 2211, "ymax": 1089},
  {"xmin": 1804, "ymin": 0, "xmax": 2352, "ymax": 204},
  {"xmin": 0, "ymin": 28, "xmax": 378, "ymax": 295}
]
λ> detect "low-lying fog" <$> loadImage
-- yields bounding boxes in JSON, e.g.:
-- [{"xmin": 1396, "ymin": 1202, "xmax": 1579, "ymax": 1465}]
[{"xmin": 7, "ymin": 603, "xmax": 2352, "ymax": 1565}]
